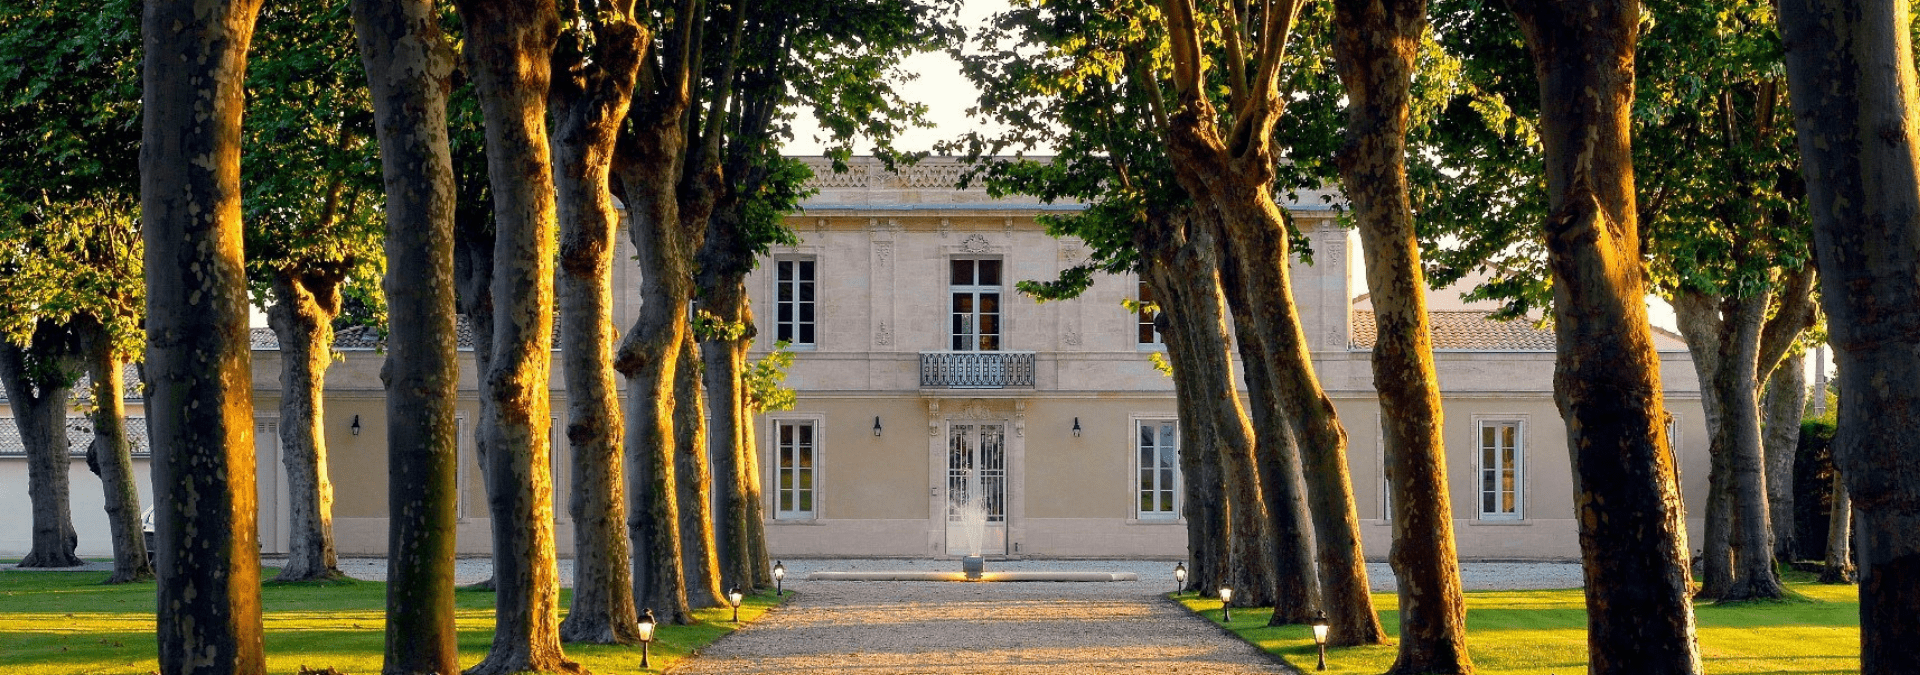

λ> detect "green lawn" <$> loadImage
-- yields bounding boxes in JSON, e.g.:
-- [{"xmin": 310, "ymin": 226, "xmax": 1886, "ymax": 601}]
[
  {"xmin": 1179, "ymin": 576, "xmax": 1859, "ymax": 674},
  {"xmin": 0, "ymin": 567, "xmax": 779, "ymax": 674}
]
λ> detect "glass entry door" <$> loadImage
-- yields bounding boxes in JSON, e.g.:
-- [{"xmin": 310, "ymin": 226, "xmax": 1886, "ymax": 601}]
[{"xmin": 945, "ymin": 422, "xmax": 1008, "ymax": 555}]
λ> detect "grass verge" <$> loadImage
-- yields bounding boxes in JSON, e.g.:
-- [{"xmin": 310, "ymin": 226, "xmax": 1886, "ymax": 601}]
[
  {"xmin": 0, "ymin": 567, "xmax": 781, "ymax": 674},
  {"xmin": 1178, "ymin": 577, "xmax": 1858, "ymax": 674}
]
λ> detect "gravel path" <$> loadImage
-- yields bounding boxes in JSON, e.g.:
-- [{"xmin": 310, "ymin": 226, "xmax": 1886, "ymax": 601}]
[{"xmin": 673, "ymin": 559, "xmax": 1292, "ymax": 675}]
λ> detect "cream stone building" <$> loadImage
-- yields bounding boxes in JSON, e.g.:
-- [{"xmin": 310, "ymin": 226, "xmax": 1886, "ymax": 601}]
[{"xmin": 2, "ymin": 157, "xmax": 1708, "ymax": 561}]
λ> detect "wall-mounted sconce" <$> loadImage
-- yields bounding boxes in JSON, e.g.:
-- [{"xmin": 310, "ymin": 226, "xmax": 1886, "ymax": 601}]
[
  {"xmin": 873, "ymin": 416, "xmax": 883, "ymax": 437},
  {"xmin": 350, "ymin": 414, "xmax": 361, "ymax": 436},
  {"xmin": 1072, "ymin": 417, "xmax": 1082, "ymax": 437}
]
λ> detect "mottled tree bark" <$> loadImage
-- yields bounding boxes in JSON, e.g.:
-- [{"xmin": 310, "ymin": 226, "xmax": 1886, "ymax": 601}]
[
  {"xmin": 698, "ymin": 260, "xmax": 768, "ymax": 593},
  {"xmin": 1764, "ymin": 352, "xmax": 1806, "ymax": 563},
  {"xmin": 674, "ymin": 336, "xmax": 725, "ymax": 607},
  {"xmin": 0, "ymin": 339, "xmax": 82, "ymax": 569},
  {"xmin": 1499, "ymin": 0, "xmax": 1702, "ymax": 671},
  {"xmin": 550, "ymin": 0, "xmax": 644, "ymax": 646},
  {"xmin": 1156, "ymin": 0, "xmax": 1384, "ymax": 644},
  {"xmin": 140, "ymin": 0, "xmax": 267, "ymax": 670},
  {"xmin": 1332, "ymin": 0, "xmax": 1471, "ymax": 668},
  {"xmin": 79, "ymin": 323, "xmax": 151, "ymax": 583},
  {"xmin": 452, "ymin": 133, "xmax": 498, "ymax": 593},
  {"xmin": 451, "ymin": 0, "xmax": 578, "ymax": 671},
  {"xmin": 1778, "ymin": 1, "xmax": 1920, "ymax": 668},
  {"xmin": 350, "ymin": 0, "xmax": 463, "ymax": 668},
  {"xmin": 1709, "ymin": 291, "xmax": 1785, "ymax": 601},
  {"xmin": 266, "ymin": 270, "xmax": 346, "ymax": 582}
]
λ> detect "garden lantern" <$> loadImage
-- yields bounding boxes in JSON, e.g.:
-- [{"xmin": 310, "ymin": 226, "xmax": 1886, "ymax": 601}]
[
  {"xmin": 638, "ymin": 608, "xmax": 656, "ymax": 669},
  {"xmin": 774, "ymin": 561, "xmax": 786, "ymax": 596},
  {"xmin": 1173, "ymin": 562, "xmax": 1186, "ymax": 594},
  {"xmin": 728, "ymin": 587, "xmax": 744, "ymax": 624},
  {"xmin": 1218, "ymin": 586, "xmax": 1233, "ymax": 623},
  {"xmin": 1312, "ymin": 609, "xmax": 1330, "ymax": 671}
]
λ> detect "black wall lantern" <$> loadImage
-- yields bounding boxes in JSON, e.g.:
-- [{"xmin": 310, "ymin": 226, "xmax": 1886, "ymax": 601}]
[
  {"xmin": 350, "ymin": 414, "xmax": 361, "ymax": 436},
  {"xmin": 1072, "ymin": 417, "xmax": 1082, "ymax": 437},
  {"xmin": 873, "ymin": 416, "xmax": 883, "ymax": 437}
]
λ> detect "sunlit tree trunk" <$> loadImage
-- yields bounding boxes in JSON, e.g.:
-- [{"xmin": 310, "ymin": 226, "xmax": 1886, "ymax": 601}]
[
  {"xmin": 1499, "ymin": 0, "xmax": 1702, "ymax": 671},
  {"xmin": 674, "ymin": 335, "xmax": 725, "ymax": 607},
  {"xmin": 266, "ymin": 270, "xmax": 345, "ymax": 582},
  {"xmin": 1778, "ymin": 2, "xmax": 1920, "ymax": 668},
  {"xmin": 550, "ymin": 0, "xmax": 645, "ymax": 645},
  {"xmin": 1820, "ymin": 474, "xmax": 1855, "ymax": 584},
  {"xmin": 350, "ymin": 0, "xmax": 463, "ymax": 667},
  {"xmin": 1332, "ymin": 0, "xmax": 1471, "ymax": 668},
  {"xmin": 140, "ymin": 0, "xmax": 267, "ymax": 669},
  {"xmin": 452, "ymin": 0, "xmax": 577, "ymax": 671}
]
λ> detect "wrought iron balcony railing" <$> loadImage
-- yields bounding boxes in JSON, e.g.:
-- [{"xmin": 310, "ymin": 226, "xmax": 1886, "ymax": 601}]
[{"xmin": 919, "ymin": 351, "xmax": 1036, "ymax": 389}]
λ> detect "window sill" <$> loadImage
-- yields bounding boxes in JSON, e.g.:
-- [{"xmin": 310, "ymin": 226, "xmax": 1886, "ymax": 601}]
[
  {"xmin": 1126, "ymin": 517, "xmax": 1185, "ymax": 525},
  {"xmin": 766, "ymin": 518, "xmax": 823, "ymax": 525},
  {"xmin": 1467, "ymin": 518, "xmax": 1532, "ymax": 526}
]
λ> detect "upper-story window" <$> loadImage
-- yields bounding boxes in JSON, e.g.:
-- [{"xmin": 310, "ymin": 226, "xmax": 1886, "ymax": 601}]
[
  {"xmin": 950, "ymin": 258, "xmax": 1002, "ymax": 351},
  {"xmin": 775, "ymin": 257, "xmax": 815, "ymax": 347},
  {"xmin": 1137, "ymin": 279, "xmax": 1163, "ymax": 348}
]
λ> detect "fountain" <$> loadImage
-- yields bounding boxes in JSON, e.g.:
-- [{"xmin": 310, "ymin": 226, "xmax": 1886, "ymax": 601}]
[{"xmin": 954, "ymin": 489, "xmax": 989, "ymax": 580}]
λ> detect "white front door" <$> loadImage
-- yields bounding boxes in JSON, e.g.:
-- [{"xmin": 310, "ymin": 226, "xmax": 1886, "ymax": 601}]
[{"xmin": 944, "ymin": 422, "xmax": 1007, "ymax": 555}]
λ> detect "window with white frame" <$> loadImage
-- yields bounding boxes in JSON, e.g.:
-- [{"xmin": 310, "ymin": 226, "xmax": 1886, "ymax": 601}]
[
  {"xmin": 774, "ymin": 258, "xmax": 816, "ymax": 346},
  {"xmin": 773, "ymin": 419, "xmax": 817, "ymax": 519},
  {"xmin": 1479, "ymin": 420, "xmax": 1523, "ymax": 520},
  {"xmin": 1136, "ymin": 419, "xmax": 1180, "ymax": 519},
  {"xmin": 950, "ymin": 258, "xmax": 1003, "ymax": 350},
  {"xmin": 1137, "ymin": 279, "xmax": 1163, "ymax": 348}
]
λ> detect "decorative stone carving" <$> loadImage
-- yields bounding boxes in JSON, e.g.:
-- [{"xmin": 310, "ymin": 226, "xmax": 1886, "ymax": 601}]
[
  {"xmin": 962, "ymin": 398, "xmax": 994, "ymax": 419},
  {"xmin": 1014, "ymin": 400, "xmax": 1027, "ymax": 437},
  {"xmin": 875, "ymin": 322, "xmax": 892, "ymax": 346},
  {"xmin": 962, "ymin": 233, "xmax": 990, "ymax": 253},
  {"xmin": 928, "ymin": 400, "xmax": 941, "ymax": 436},
  {"xmin": 874, "ymin": 241, "xmax": 893, "ymax": 269},
  {"xmin": 1063, "ymin": 329, "xmax": 1082, "ymax": 346},
  {"xmin": 939, "ymin": 217, "xmax": 952, "ymax": 238}
]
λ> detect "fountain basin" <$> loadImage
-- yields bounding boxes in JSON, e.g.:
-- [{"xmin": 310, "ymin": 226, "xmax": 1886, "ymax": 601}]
[{"xmin": 963, "ymin": 555, "xmax": 985, "ymax": 579}]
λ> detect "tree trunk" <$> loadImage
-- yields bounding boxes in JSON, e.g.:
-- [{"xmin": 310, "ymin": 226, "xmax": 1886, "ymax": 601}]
[
  {"xmin": 1764, "ymin": 352, "xmax": 1805, "ymax": 563},
  {"xmin": 1702, "ymin": 292, "xmax": 1786, "ymax": 601},
  {"xmin": 699, "ymin": 266, "xmax": 766, "ymax": 592},
  {"xmin": 1332, "ymin": 0, "xmax": 1472, "ymax": 668},
  {"xmin": 1819, "ymin": 473, "xmax": 1855, "ymax": 584},
  {"xmin": 1171, "ymin": 216, "xmax": 1275, "ymax": 609},
  {"xmin": 674, "ymin": 334, "xmax": 725, "ymax": 607},
  {"xmin": 79, "ymin": 323, "xmax": 150, "ymax": 583},
  {"xmin": 1671, "ymin": 288, "xmax": 1732, "ymax": 596},
  {"xmin": 1218, "ymin": 236, "xmax": 1316, "ymax": 623},
  {"xmin": 1778, "ymin": 3, "xmax": 1920, "ymax": 669},
  {"xmin": 140, "ymin": 0, "xmax": 267, "ymax": 669},
  {"xmin": 452, "ymin": 0, "xmax": 577, "ymax": 672},
  {"xmin": 452, "ymin": 144, "xmax": 497, "ymax": 594},
  {"xmin": 1237, "ymin": 342, "xmax": 1318, "ymax": 624},
  {"xmin": 1215, "ymin": 203, "xmax": 1383, "ymax": 646},
  {"xmin": 351, "ymin": 0, "xmax": 464, "ymax": 668},
  {"xmin": 1500, "ymin": 0, "xmax": 1703, "ymax": 671},
  {"xmin": 0, "ymin": 339, "xmax": 83, "ymax": 569},
  {"xmin": 550, "ymin": 1, "xmax": 644, "ymax": 645},
  {"xmin": 612, "ymin": 134, "xmax": 694, "ymax": 626},
  {"xmin": 266, "ymin": 271, "xmax": 345, "ymax": 583}
]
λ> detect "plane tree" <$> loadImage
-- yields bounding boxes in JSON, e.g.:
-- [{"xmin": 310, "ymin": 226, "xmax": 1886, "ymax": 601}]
[
  {"xmin": 242, "ymin": 0, "xmax": 386, "ymax": 584},
  {"xmin": 0, "ymin": 0, "xmax": 149, "ymax": 579}
]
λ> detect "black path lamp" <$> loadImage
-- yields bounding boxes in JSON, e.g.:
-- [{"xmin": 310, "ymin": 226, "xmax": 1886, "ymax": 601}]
[
  {"xmin": 638, "ymin": 608, "xmax": 657, "ymax": 670},
  {"xmin": 1218, "ymin": 586, "xmax": 1233, "ymax": 623},
  {"xmin": 773, "ymin": 561, "xmax": 786, "ymax": 596},
  {"xmin": 1173, "ymin": 562, "xmax": 1187, "ymax": 595},
  {"xmin": 728, "ymin": 586, "xmax": 744, "ymax": 624},
  {"xmin": 1312, "ymin": 609, "xmax": 1331, "ymax": 671}
]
